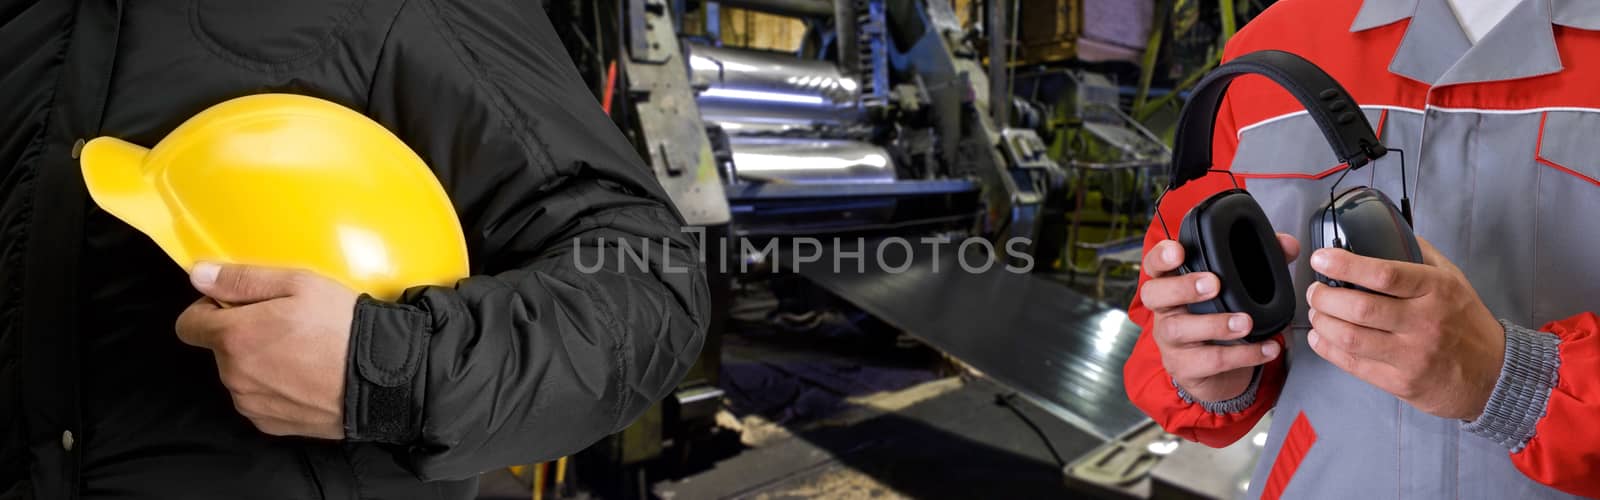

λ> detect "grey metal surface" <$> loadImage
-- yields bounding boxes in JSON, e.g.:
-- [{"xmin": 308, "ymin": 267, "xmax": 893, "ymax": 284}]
[
  {"xmin": 999, "ymin": 128, "xmax": 1066, "ymax": 261},
  {"xmin": 919, "ymin": 0, "xmax": 963, "ymax": 33},
  {"xmin": 728, "ymin": 137, "xmax": 897, "ymax": 184},
  {"xmin": 988, "ymin": 0, "xmax": 1010, "ymax": 126},
  {"xmin": 688, "ymin": 43, "xmax": 863, "ymax": 128},
  {"xmin": 1149, "ymin": 416, "xmax": 1270, "ymax": 500},
  {"xmin": 1071, "ymin": 70, "xmax": 1171, "ymax": 163},
  {"xmin": 793, "ymin": 240, "xmax": 1149, "ymax": 440},
  {"xmin": 650, "ymin": 377, "xmax": 1100, "ymax": 500},
  {"xmin": 894, "ymin": 3, "xmax": 1023, "ymax": 238},
  {"xmin": 628, "ymin": 0, "xmax": 648, "ymax": 60},
  {"xmin": 724, "ymin": 178, "xmax": 976, "ymax": 201},
  {"xmin": 832, "ymin": 0, "xmax": 860, "ymax": 72},
  {"xmin": 999, "ymin": 129, "xmax": 1057, "ymax": 171},
  {"xmin": 712, "ymin": 120, "xmax": 818, "ymax": 135},
  {"xmin": 1084, "ymin": 122, "xmax": 1167, "ymax": 159},
  {"xmin": 1064, "ymin": 416, "xmax": 1268, "ymax": 500},
  {"xmin": 704, "ymin": 105, "xmax": 857, "ymax": 130},
  {"xmin": 624, "ymin": 5, "xmax": 731, "ymax": 225}
]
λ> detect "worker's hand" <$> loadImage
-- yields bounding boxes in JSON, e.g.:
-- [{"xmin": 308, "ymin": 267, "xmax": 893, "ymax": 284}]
[
  {"xmin": 175, "ymin": 263, "xmax": 356, "ymax": 440},
  {"xmin": 1140, "ymin": 235, "xmax": 1296, "ymax": 402},
  {"xmin": 1305, "ymin": 237, "xmax": 1504, "ymax": 421}
]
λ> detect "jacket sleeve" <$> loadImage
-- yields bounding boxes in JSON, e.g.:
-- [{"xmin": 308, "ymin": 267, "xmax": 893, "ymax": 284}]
[
  {"xmin": 1122, "ymin": 67, "xmax": 1287, "ymax": 449},
  {"xmin": 1461, "ymin": 313, "xmax": 1600, "ymax": 497},
  {"xmin": 343, "ymin": 0, "xmax": 709, "ymax": 480}
]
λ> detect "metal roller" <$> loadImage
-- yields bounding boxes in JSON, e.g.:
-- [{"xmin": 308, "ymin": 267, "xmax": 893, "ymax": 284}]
[
  {"xmin": 728, "ymin": 137, "xmax": 897, "ymax": 185},
  {"xmin": 688, "ymin": 43, "xmax": 862, "ymax": 127}
]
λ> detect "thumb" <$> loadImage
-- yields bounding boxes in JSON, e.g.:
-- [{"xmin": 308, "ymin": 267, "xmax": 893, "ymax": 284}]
[
  {"xmin": 1414, "ymin": 237, "xmax": 1461, "ymax": 274},
  {"xmin": 191, "ymin": 262, "xmax": 308, "ymax": 304}
]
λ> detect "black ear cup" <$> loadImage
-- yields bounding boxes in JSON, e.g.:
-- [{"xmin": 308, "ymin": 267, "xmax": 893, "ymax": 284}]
[
  {"xmin": 1310, "ymin": 187, "xmax": 1423, "ymax": 292},
  {"xmin": 1176, "ymin": 189, "xmax": 1296, "ymax": 343}
]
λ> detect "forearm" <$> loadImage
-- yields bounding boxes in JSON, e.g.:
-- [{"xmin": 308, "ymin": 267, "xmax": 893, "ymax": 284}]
[
  {"xmin": 1464, "ymin": 313, "xmax": 1600, "ymax": 497},
  {"xmin": 1126, "ymin": 273, "xmax": 1287, "ymax": 448},
  {"xmin": 344, "ymin": 203, "xmax": 708, "ymax": 480},
  {"xmin": 1126, "ymin": 337, "xmax": 1286, "ymax": 447}
]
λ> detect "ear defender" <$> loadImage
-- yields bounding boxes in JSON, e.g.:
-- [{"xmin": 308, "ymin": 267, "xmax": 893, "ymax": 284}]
[
  {"xmin": 1177, "ymin": 189, "xmax": 1295, "ymax": 343},
  {"xmin": 1156, "ymin": 50, "xmax": 1390, "ymax": 344},
  {"xmin": 1310, "ymin": 186, "xmax": 1422, "ymax": 293}
]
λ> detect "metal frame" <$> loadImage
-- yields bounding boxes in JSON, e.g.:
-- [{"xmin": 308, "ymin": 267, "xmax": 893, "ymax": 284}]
[
  {"xmin": 624, "ymin": 0, "xmax": 732, "ymax": 226},
  {"xmin": 1131, "ymin": 0, "xmax": 1243, "ymax": 121}
]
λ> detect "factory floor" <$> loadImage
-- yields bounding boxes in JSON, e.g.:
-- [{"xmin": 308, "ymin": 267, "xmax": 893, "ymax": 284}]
[
  {"xmin": 647, "ymin": 376, "xmax": 1100, "ymax": 499},
  {"xmin": 478, "ymin": 306, "xmax": 1110, "ymax": 500}
]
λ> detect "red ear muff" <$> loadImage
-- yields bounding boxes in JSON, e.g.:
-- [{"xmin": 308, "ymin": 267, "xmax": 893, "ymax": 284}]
[{"xmin": 1177, "ymin": 190, "xmax": 1295, "ymax": 343}]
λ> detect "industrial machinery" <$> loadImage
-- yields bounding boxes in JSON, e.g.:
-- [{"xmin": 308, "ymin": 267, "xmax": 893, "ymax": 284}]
[
  {"xmin": 690, "ymin": 1, "xmax": 1065, "ymax": 251},
  {"xmin": 537, "ymin": 0, "xmax": 1073, "ymax": 491},
  {"xmin": 1034, "ymin": 69, "xmax": 1170, "ymax": 302}
]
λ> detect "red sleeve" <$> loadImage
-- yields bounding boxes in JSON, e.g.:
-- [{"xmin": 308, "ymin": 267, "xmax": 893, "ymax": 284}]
[
  {"xmin": 1122, "ymin": 46, "xmax": 1288, "ymax": 448},
  {"xmin": 1509, "ymin": 312, "xmax": 1600, "ymax": 497}
]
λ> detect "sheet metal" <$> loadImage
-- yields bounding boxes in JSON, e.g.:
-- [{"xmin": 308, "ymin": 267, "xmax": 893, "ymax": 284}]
[
  {"xmin": 728, "ymin": 137, "xmax": 896, "ymax": 185},
  {"xmin": 724, "ymin": 178, "xmax": 977, "ymax": 201},
  {"xmin": 688, "ymin": 43, "xmax": 862, "ymax": 128},
  {"xmin": 792, "ymin": 239, "xmax": 1147, "ymax": 440}
]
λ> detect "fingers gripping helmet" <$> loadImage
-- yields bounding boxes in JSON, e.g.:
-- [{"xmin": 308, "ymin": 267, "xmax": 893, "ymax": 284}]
[{"xmin": 80, "ymin": 93, "xmax": 469, "ymax": 301}]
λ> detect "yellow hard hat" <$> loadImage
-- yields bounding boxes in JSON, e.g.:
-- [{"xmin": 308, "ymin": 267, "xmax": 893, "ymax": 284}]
[{"xmin": 80, "ymin": 93, "xmax": 469, "ymax": 301}]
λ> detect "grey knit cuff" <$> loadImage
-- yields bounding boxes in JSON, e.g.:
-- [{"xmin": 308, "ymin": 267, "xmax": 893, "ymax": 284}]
[
  {"xmin": 1173, "ymin": 366, "xmax": 1263, "ymax": 415},
  {"xmin": 1462, "ymin": 320, "xmax": 1561, "ymax": 453}
]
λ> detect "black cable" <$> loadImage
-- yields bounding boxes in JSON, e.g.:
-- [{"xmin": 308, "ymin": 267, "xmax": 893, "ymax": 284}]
[
  {"xmin": 994, "ymin": 392, "xmax": 1067, "ymax": 468},
  {"xmin": 1153, "ymin": 168, "xmax": 1241, "ymax": 240},
  {"xmin": 1391, "ymin": 147, "xmax": 1412, "ymax": 225},
  {"xmin": 1328, "ymin": 165, "xmax": 1354, "ymax": 248}
]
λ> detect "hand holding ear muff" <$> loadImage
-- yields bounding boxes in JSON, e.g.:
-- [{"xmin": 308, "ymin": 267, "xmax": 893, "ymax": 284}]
[
  {"xmin": 1311, "ymin": 153, "xmax": 1423, "ymax": 292},
  {"xmin": 1157, "ymin": 50, "xmax": 1408, "ymax": 344}
]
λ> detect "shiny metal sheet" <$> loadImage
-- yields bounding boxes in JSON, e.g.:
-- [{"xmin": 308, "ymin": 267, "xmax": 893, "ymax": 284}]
[
  {"xmin": 688, "ymin": 43, "xmax": 862, "ymax": 127},
  {"xmin": 793, "ymin": 240, "xmax": 1147, "ymax": 440},
  {"xmin": 724, "ymin": 178, "xmax": 977, "ymax": 201},
  {"xmin": 729, "ymin": 137, "xmax": 896, "ymax": 184},
  {"xmin": 712, "ymin": 120, "xmax": 819, "ymax": 136}
]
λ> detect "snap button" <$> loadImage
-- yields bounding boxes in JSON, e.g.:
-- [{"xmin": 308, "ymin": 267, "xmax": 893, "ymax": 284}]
[{"xmin": 61, "ymin": 430, "xmax": 74, "ymax": 451}]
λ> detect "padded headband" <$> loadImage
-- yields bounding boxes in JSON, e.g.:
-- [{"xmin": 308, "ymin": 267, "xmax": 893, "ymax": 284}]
[{"xmin": 1170, "ymin": 50, "xmax": 1387, "ymax": 190}]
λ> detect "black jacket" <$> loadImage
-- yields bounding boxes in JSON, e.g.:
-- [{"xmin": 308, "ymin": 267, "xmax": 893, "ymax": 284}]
[{"xmin": 0, "ymin": 0, "xmax": 708, "ymax": 498}]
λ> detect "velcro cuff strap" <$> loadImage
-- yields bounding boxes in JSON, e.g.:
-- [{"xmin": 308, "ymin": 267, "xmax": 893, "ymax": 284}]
[
  {"xmin": 344, "ymin": 295, "xmax": 429, "ymax": 444},
  {"xmin": 1462, "ymin": 320, "xmax": 1561, "ymax": 453}
]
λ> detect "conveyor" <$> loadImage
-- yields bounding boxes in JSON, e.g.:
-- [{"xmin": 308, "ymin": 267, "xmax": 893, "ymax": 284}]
[
  {"xmin": 789, "ymin": 238, "xmax": 1148, "ymax": 440},
  {"xmin": 792, "ymin": 239, "xmax": 1269, "ymax": 500}
]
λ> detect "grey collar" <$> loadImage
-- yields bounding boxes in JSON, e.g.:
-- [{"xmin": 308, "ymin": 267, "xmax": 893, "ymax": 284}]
[
  {"xmin": 1347, "ymin": 0, "xmax": 1600, "ymax": 86},
  {"xmin": 1352, "ymin": 0, "xmax": 1600, "ymax": 32},
  {"xmin": 1350, "ymin": 0, "xmax": 1419, "ymax": 32}
]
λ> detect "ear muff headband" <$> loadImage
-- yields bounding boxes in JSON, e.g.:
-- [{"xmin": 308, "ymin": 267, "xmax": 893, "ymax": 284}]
[{"xmin": 1169, "ymin": 50, "xmax": 1388, "ymax": 190}]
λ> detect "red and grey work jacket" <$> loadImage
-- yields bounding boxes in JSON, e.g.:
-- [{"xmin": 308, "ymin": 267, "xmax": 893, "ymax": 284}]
[{"xmin": 1125, "ymin": 0, "xmax": 1600, "ymax": 498}]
